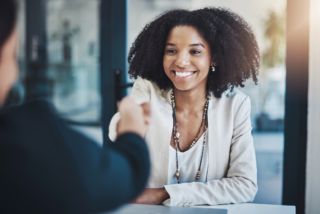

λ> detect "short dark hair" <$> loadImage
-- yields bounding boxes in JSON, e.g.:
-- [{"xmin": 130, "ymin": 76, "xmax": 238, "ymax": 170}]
[
  {"xmin": 0, "ymin": 0, "xmax": 17, "ymax": 51},
  {"xmin": 128, "ymin": 7, "xmax": 260, "ymax": 97}
]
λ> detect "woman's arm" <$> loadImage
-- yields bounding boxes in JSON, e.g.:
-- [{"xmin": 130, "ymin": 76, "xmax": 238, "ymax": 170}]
[
  {"xmin": 131, "ymin": 188, "xmax": 170, "ymax": 205},
  {"xmin": 163, "ymin": 96, "xmax": 257, "ymax": 206}
]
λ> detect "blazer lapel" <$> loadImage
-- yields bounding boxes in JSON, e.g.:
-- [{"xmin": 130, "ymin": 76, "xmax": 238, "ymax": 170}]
[
  {"xmin": 158, "ymin": 88, "xmax": 173, "ymax": 186},
  {"xmin": 145, "ymin": 88, "xmax": 173, "ymax": 188},
  {"xmin": 207, "ymin": 93, "xmax": 217, "ymax": 180}
]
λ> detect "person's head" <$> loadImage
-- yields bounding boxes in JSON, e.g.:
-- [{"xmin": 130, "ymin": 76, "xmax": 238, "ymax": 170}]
[
  {"xmin": 0, "ymin": 0, "xmax": 18, "ymax": 106},
  {"xmin": 128, "ymin": 8, "xmax": 260, "ymax": 97}
]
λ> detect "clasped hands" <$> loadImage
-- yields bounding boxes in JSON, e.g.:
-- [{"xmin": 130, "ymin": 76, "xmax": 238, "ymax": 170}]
[{"xmin": 116, "ymin": 97, "xmax": 151, "ymax": 138}]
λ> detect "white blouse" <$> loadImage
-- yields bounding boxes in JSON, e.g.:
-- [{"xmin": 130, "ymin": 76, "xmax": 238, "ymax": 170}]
[
  {"xmin": 166, "ymin": 132, "xmax": 209, "ymax": 185},
  {"xmin": 164, "ymin": 133, "xmax": 209, "ymax": 207}
]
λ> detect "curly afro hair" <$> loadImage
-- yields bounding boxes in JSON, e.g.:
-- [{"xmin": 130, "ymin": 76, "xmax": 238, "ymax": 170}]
[{"xmin": 128, "ymin": 7, "xmax": 260, "ymax": 97}]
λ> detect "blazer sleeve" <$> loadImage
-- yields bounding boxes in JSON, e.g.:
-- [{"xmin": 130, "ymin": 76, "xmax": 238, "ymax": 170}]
[
  {"xmin": 109, "ymin": 112, "xmax": 121, "ymax": 142},
  {"xmin": 0, "ymin": 100, "xmax": 150, "ymax": 213},
  {"xmin": 163, "ymin": 96, "xmax": 258, "ymax": 206},
  {"xmin": 129, "ymin": 77, "xmax": 151, "ymax": 104}
]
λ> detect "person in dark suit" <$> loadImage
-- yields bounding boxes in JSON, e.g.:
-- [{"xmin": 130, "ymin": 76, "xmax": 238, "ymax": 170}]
[{"xmin": 0, "ymin": 0, "xmax": 151, "ymax": 213}]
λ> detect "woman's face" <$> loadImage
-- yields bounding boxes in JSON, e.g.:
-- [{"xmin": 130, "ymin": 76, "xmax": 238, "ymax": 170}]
[
  {"xmin": 0, "ymin": 30, "xmax": 18, "ymax": 106},
  {"xmin": 163, "ymin": 26, "xmax": 215, "ymax": 92}
]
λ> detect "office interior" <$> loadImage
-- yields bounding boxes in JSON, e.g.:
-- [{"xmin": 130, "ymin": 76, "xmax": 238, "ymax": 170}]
[{"xmin": 5, "ymin": 0, "xmax": 320, "ymax": 213}]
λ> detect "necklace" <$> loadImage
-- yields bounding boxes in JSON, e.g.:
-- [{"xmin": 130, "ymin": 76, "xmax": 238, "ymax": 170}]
[{"xmin": 170, "ymin": 90, "xmax": 211, "ymax": 183}]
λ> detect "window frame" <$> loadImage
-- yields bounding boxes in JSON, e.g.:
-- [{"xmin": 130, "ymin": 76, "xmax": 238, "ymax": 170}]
[{"xmin": 282, "ymin": 0, "xmax": 309, "ymax": 213}]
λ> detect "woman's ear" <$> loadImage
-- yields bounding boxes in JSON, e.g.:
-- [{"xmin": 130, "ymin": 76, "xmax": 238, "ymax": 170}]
[
  {"xmin": 211, "ymin": 61, "xmax": 217, "ymax": 67},
  {"xmin": 211, "ymin": 55, "xmax": 217, "ymax": 67}
]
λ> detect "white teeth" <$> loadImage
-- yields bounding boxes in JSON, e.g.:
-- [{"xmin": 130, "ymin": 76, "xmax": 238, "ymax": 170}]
[{"xmin": 175, "ymin": 72, "xmax": 193, "ymax": 77}]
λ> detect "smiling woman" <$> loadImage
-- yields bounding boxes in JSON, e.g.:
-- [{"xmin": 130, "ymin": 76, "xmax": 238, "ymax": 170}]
[
  {"xmin": 109, "ymin": 7, "xmax": 260, "ymax": 207},
  {"xmin": 163, "ymin": 26, "xmax": 214, "ymax": 93}
]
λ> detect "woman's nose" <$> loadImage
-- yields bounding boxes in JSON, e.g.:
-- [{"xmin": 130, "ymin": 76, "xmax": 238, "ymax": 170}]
[{"xmin": 175, "ymin": 52, "xmax": 190, "ymax": 67}]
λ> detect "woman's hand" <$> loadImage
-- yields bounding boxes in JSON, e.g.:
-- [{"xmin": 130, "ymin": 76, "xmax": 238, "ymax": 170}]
[{"xmin": 131, "ymin": 188, "xmax": 170, "ymax": 205}]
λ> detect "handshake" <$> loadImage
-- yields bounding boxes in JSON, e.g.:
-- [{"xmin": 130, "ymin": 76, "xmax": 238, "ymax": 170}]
[{"xmin": 116, "ymin": 97, "xmax": 151, "ymax": 138}]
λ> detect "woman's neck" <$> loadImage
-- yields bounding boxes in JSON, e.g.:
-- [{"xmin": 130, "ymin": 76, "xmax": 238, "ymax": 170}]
[{"xmin": 173, "ymin": 86, "xmax": 207, "ymax": 113}]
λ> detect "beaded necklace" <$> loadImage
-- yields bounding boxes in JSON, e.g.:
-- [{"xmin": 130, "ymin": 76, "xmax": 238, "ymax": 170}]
[{"xmin": 170, "ymin": 90, "xmax": 211, "ymax": 183}]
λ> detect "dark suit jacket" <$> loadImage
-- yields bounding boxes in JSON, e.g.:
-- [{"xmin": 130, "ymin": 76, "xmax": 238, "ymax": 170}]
[{"xmin": 0, "ymin": 100, "xmax": 150, "ymax": 214}]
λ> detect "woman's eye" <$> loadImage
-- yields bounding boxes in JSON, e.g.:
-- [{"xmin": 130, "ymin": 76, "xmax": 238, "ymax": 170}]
[
  {"xmin": 191, "ymin": 50, "xmax": 201, "ymax": 54},
  {"xmin": 166, "ymin": 49, "xmax": 177, "ymax": 53}
]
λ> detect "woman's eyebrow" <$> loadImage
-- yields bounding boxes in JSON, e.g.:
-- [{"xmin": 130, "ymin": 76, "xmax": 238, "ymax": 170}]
[
  {"xmin": 165, "ymin": 43, "xmax": 205, "ymax": 48},
  {"xmin": 189, "ymin": 43, "xmax": 205, "ymax": 48},
  {"xmin": 166, "ymin": 43, "xmax": 176, "ymax": 46}
]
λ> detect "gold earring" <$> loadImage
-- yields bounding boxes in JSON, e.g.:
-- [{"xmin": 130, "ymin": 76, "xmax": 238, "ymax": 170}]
[{"xmin": 212, "ymin": 66, "xmax": 215, "ymax": 72}]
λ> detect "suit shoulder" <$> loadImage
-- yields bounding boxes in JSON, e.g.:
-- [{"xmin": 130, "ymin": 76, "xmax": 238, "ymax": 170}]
[{"xmin": 0, "ymin": 99, "xmax": 61, "ymax": 131}]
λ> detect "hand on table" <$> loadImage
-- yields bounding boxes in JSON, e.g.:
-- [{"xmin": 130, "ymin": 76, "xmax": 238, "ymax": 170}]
[
  {"xmin": 131, "ymin": 188, "xmax": 170, "ymax": 205},
  {"xmin": 117, "ymin": 97, "xmax": 151, "ymax": 138}
]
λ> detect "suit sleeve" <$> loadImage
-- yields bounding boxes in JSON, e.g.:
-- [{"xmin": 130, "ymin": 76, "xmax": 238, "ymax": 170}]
[
  {"xmin": 163, "ymin": 96, "xmax": 258, "ymax": 206},
  {"xmin": 0, "ymin": 101, "xmax": 150, "ymax": 213}
]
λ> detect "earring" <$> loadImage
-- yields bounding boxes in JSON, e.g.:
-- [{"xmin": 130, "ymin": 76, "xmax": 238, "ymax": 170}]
[{"xmin": 211, "ymin": 66, "xmax": 215, "ymax": 72}]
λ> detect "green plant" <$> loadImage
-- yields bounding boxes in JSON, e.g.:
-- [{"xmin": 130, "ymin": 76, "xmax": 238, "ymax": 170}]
[{"xmin": 262, "ymin": 9, "xmax": 286, "ymax": 68}]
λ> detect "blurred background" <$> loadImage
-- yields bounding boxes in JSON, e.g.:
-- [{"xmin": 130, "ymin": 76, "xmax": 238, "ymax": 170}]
[{"xmin": 10, "ymin": 0, "xmax": 290, "ymax": 207}]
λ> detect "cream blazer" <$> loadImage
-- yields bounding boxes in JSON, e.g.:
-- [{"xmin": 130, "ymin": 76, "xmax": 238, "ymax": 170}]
[{"xmin": 109, "ymin": 77, "xmax": 258, "ymax": 206}]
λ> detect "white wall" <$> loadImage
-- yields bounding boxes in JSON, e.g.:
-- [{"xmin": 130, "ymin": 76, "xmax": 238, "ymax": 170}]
[{"xmin": 306, "ymin": 0, "xmax": 320, "ymax": 213}]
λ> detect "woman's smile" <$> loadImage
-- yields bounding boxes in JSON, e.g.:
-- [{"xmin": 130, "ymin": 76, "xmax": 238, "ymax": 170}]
[{"xmin": 171, "ymin": 70, "xmax": 198, "ymax": 81}]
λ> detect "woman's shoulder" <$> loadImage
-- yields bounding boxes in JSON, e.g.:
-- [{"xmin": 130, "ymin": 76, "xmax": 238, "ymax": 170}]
[
  {"xmin": 133, "ymin": 77, "xmax": 160, "ymax": 91},
  {"xmin": 130, "ymin": 77, "xmax": 168, "ymax": 104},
  {"xmin": 212, "ymin": 88, "xmax": 250, "ymax": 110}
]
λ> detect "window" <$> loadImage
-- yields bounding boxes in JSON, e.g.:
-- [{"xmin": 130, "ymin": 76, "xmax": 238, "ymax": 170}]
[
  {"xmin": 46, "ymin": 0, "xmax": 101, "ymax": 124},
  {"xmin": 12, "ymin": 0, "xmax": 101, "ymax": 125}
]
